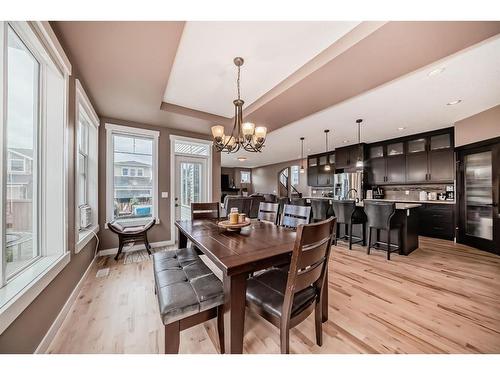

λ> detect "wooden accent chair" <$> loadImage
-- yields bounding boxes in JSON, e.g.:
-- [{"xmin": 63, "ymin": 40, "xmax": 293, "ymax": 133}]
[
  {"xmin": 107, "ymin": 218, "xmax": 155, "ymax": 261},
  {"xmin": 191, "ymin": 202, "xmax": 220, "ymax": 220},
  {"xmin": 257, "ymin": 202, "xmax": 280, "ymax": 224},
  {"xmin": 281, "ymin": 204, "xmax": 311, "ymax": 229},
  {"xmin": 245, "ymin": 217, "xmax": 337, "ymax": 353}
]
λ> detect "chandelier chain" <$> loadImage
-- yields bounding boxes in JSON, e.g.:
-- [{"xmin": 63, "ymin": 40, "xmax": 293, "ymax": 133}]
[{"xmin": 237, "ymin": 65, "xmax": 241, "ymax": 100}]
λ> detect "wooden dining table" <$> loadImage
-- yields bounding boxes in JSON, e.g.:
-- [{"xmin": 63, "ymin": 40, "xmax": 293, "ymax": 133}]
[{"xmin": 175, "ymin": 218, "xmax": 329, "ymax": 354}]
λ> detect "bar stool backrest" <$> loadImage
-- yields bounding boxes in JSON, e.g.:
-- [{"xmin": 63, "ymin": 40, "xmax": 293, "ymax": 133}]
[
  {"xmin": 310, "ymin": 199, "xmax": 332, "ymax": 222},
  {"xmin": 331, "ymin": 200, "xmax": 357, "ymax": 225},
  {"xmin": 363, "ymin": 201, "xmax": 396, "ymax": 230}
]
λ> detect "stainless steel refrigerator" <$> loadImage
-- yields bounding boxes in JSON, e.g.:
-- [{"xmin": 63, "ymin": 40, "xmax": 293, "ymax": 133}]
[{"xmin": 333, "ymin": 172, "xmax": 363, "ymax": 201}]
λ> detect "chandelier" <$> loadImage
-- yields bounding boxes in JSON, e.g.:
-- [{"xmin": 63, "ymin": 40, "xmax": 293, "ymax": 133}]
[{"xmin": 211, "ymin": 57, "xmax": 267, "ymax": 153}]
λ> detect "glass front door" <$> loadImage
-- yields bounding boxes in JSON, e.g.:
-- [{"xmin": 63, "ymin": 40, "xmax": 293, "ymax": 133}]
[{"xmin": 175, "ymin": 156, "xmax": 208, "ymax": 222}]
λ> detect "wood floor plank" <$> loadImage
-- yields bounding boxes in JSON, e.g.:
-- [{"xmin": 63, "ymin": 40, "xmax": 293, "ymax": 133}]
[{"xmin": 47, "ymin": 237, "xmax": 500, "ymax": 354}]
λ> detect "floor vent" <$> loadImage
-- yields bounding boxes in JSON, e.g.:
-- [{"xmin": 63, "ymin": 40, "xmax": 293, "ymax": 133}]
[{"xmin": 96, "ymin": 268, "xmax": 110, "ymax": 278}]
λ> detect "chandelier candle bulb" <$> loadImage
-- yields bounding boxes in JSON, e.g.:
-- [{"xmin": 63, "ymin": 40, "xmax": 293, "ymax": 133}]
[
  {"xmin": 242, "ymin": 122, "xmax": 255, "ymax": 136},
  {"xmin": 254, "ymin": 126, "xmax": 267, "ymax": 140},
  {"xmin": 211, "ymin": 125, "xmax": 225, "ymax": 140}
]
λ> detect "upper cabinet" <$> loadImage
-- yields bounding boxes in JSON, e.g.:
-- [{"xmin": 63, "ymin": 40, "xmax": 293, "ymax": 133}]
[{"xmin": 367, "ymin": 128, "xmax": 454, "ymax": 185}]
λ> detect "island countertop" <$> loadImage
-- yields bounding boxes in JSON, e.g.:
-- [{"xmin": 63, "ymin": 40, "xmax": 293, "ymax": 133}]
[{"xmin": 304, "ymin": 197, "xmax": 421, "ymax": 210}]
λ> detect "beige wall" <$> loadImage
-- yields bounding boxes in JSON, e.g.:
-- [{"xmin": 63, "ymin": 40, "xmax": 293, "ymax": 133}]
[
  {"xmin": 98, "ymin": 118, "xmax": 221, "ymax": 250},
  {"xmin": 0, "ymin": 74, "xmax": 97, "ymax": 353},
  {"xmin": 251, "ymin": 158, "xmax": 308, "ymax": 196},
  {"xmin": 455, "ymin": 105, "xmax": 500, "ymax": 147}
]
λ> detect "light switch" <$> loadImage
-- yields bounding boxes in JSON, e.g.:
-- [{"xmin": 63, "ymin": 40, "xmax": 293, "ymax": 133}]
[{"xmin": 161, "ymin": 192, "xmax": 168, "ymax": 198}]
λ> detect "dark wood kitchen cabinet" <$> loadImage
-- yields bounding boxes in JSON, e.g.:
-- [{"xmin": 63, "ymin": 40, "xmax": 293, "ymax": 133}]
[
  {"xmin": 417, "ymin": 204, "xmax": 455, "ymax": 240},
  {"xmin": 335, "ymin": 147, "xmax": 349, "ymax": 169},
  {"xmin": 406, "ymin": 152, "xmax": 428, "ymax": 182},
  {"xmin": 335, "ymin": 144, "xmax": 365, "ymax": 170},
  {"xmin": 386, "ymin": 155, "xmax": 406, "ymax": 183},
  {"xmin": 428, "ymin": 148, "xmax": 454, "ymax": 182},
  {"xmin": 307, "ymin": 153, "xmax": 334, "ymax": 187},
  {"xmin": 368, "ymin": 157, "xmax": 386, "ymax": 184}
]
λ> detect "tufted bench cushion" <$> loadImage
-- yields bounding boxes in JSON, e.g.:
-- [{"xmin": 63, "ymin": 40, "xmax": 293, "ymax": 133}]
[{"xmin": 153, "ymin": 248, "xmax": 224, "ymax": 325}]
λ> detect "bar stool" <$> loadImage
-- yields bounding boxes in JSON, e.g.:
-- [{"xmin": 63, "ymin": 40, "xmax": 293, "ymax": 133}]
[
  {"xmin": 364, "ymin": 201, "xmax": 401, "ymax": 260},
  {"xmin": 331, "ymin": 200, "xmax": 366, "ymax": 249},
  {"xmin": 310, "ymin": 199, "xmax": 333, "ymax": 223}
]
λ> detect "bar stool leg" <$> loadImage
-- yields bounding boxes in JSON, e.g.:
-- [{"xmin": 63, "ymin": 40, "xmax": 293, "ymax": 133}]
[
  {"xmin": 387, "ymin": 229, "xmax": 391, "ymax": 261},
  {"xmin": 367, "ymin": 227, "xmax": 371, "ymax": 255},
  {"xmin": 348, "ymin": 222, "xmax": 353, "ymax": 250}
]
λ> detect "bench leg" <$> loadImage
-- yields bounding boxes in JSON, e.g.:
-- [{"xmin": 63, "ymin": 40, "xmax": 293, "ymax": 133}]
[
  {"xmin": 217, "ymin": 305, "xmax": 225, "ymax": 354},
  {"xmin": 144, "ymin": 234, "xmax": 152, "ymax": 256},
  {"xmin": 165, "ymin": 321, "xmax": 180, "ymax": 354},
  {"xmin": 114, "ymin": 240, "xmax": 124, "ymax": 261}
]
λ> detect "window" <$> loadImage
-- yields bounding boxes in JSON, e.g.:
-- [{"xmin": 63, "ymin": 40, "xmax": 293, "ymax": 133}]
[
  {"xmin": 291, "ymin": 165, "xmax": 300, "ymax": 186},
  {"xmin": 240, "ymin": 170, "xmax": 251, "ymax": 184},
  {"xmin": 1, "ymin": 21, "xmax": 71, "ymax": 334},
  {"xmin": 137, "ymin": 168, "xmax": 143, "ymax": 177},
  {"xmin": 75, "ymin": 80, "xmax": 99, "ymax": 250},
  {"xmin": 106, "ymin": 124, "xmax": 159, "ymax": 225}
]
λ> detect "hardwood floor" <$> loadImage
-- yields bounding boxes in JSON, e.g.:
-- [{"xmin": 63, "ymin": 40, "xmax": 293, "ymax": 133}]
[{"xmin": 46, "ymin": 237, "xmax": 500, "ymax": 354}]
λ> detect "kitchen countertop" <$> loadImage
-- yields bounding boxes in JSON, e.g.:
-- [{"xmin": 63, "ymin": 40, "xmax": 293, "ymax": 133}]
[
  {"xmin": 304, "ymin": 197, "xmax": 455, "ymax": 205},
  {"xmin": 303, "ymin": 197, "xmax": 421, "ymax": 209}
]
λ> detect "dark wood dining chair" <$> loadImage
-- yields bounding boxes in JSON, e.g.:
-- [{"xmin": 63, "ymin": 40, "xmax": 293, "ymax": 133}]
[
  {"xmin": 257, "ymin": 202, "xmax": 279, "ymax": 224},
  {"xmin": 246, "ymin": 217, "xmax": 337, "ymax": 353},
  {"xmin": 281, "ymin": 204, "xmax": 311, "ymax": 229},
  {"xmin": 191, "ymin": 202, "xmax": 220, "ymax": 220}
]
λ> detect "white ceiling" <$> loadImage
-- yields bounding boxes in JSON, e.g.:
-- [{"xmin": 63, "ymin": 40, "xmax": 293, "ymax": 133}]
[
  {"xmin": 163, "ymin": 21, "xmax": 360, "ymax": 117},
  {"xmin": 222, "ymin": 35, "xmax": 500, "ymax": 168}
]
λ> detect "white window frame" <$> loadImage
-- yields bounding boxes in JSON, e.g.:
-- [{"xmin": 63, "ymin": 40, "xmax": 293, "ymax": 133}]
[
  {"xmin": 0, "ymin": 21, "xmax": 71, "ymax": 335},
  {"xmin": 75, "ymin": 79, "xmax": 99, "ymax": 252},
  {"xmin": 105, "ymin": 123, "xmax": 159, "ymax": 226}
]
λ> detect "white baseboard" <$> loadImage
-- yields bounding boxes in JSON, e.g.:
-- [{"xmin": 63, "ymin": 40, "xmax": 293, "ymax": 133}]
[
  {"xmin": 35, "ymin": 255, "xmax": 97, "ymax": 354},
  {"xmin": 97, "ymin": 239, "xmax": 175, "ymax": 257}
]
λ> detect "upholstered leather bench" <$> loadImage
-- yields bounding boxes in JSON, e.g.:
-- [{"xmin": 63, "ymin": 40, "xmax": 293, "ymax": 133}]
[{"xmin": 153, "ymin": 247, "xmax": 225, "ymax": 353}]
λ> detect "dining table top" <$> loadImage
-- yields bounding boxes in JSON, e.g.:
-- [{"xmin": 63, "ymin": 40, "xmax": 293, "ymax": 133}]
[{"xmin": 175, "ymin": 219, "xmax": 297, "ymax": 276}]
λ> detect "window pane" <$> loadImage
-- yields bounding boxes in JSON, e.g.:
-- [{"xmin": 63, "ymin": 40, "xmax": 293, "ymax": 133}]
[
  {"xmin": 408, "ymin": 138, "xmax": 426, "ymax": 153},
  {"xmin": 240, "ymin": 171, "xmax": 251, "ymax": 184},
  {"xmin": 291, "ymin": 166, "xmax": 299, "ymax": 186},
  {"xmin": 180, "ymin": 162, "xmax": 202, "ymax": 220},
  {"xmin": 113, "ymin": 134, "xmax": 153, "ymax": 220},
  {"xmin": 78, "ymin": 112, "xmax": 89, "ymax": 154},
  {"xmin": 430, "ymin": 134, "xmax": 451, "ymax": 150},
  {"xmin": 5, "ymin": 26, "xmax": 40, "ymax": 277},
  {"xmin": 387, "ymin": 142, "xmax": 404, "ymax": 156},
  {"xmin": 78, "ymin": 153, "xmax": 87, "ymax": 207},
  {"xmin": 369, "ymin": 146, "xmax": 383, "ymax": 158}
]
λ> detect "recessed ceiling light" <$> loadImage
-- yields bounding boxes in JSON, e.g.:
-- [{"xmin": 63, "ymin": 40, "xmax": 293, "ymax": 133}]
[
  {"xmin": 237, "ymin": 157, "xmax": 247, "ymax": 161},
  {"xmin": 447, "ymin": 99, "xmax": 462, "ymax": 106},
  {"xmin": 343, "ymin": 140, "xmax": 349, "ymax": 143},
  {"xmin": 428, "ymin": 67, "xmax": 445, "ymax": 77},
  {"xmin": 397, "ymin": 127, "xmax": 406, "ymax": 131}
]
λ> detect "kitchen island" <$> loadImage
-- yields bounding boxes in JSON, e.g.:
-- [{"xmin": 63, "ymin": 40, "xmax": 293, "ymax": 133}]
[{"xmin": 305, "ymin": 197, "xmax": 421, "ymax": 255}]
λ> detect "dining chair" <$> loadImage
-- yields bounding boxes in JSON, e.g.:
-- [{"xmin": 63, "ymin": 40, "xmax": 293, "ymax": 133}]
[
  {"xmin": 276, "ymin": 197, "xmax": 290, "ymax": 225},
  {"xmin": 257, "ymin": 202, "xmax": 280, "ymax": 224},
  {"xmin": 246, "ymin": 217, "xmax": 337, "ymax": 353},
  {"xmin": 191, "ymin": 202, "xmax": 220, "ymax": 220},
  {"xmin": 331, "ymin": 200, "xmax": 367, "ymax": 249},
  {"xmin": 364, "ymin": 201, "xmax": 402, "ymax": 260},
  {"xmin": 281, "ymin": 204, "xmax": 311, "ymax": 229}
]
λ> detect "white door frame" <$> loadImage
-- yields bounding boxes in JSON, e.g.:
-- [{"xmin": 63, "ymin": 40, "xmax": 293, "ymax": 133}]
[
  {"xmin": 169, "ymin": 135, "xmax": 212, "ymax": 243},
  {"xmin": 174, "ymin": 155, "xmax": 208, "ymax": 222}
]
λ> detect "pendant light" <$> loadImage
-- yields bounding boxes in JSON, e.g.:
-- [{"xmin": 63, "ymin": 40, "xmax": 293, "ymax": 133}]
[
  {"xmin": 355, "ymin": 119, "xmax": 364, "ymax": 168},
  {"xmin": 324, "ymin": 129, "xmax": 331, "ymax": 171},
  {"xmin": 299, "ymin": 137, "xmax": 305, "ymax": 174}
]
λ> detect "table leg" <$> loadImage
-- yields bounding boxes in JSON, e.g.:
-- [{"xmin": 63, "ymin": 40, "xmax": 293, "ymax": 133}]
[
  {"xmin": 178, "ymin": 227, "xmax": 188, "ymax": 248},
  {"xmin": 322, "ymin": 268, "xmax": 329, "ymax": 323},
  {"xmin": 223, "ymin": 272, "xmax": 247, "ymax": 354}
]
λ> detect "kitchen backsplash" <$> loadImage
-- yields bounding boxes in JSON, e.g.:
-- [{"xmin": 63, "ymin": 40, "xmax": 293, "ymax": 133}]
[{"xmin": 379, "ymin": 184, "xmax": 453, "ymax": 201}]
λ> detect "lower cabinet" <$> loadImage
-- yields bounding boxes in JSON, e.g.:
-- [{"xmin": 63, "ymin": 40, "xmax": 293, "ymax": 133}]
[{"xmin": 416, "ymin": 204, "xmax": 455, "ymax": 240}]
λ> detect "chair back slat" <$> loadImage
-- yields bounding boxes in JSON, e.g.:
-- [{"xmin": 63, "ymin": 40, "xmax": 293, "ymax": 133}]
[
  {"xmin": 257, "ymin": 202, "xmax": 279, "ymax": 224},
  {"xmin": 191, "ymin": 202, "xmax": 220, "ymax": 221},
  {"xmin": 294, "ymin": 261, "xmax": 324, "ymax": 291},
  {"xmin": 281, "ymin": 204, "xmax": 311, "ymax": 229},
  {"xmin": 281, "ymin": 217, "xmax": 336, "ymax": 320}
]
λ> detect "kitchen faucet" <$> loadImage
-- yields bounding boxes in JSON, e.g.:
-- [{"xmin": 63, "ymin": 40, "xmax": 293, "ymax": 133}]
[{"xmin": 346, "ymin": 188, "xmax": 359, "ymax": 203}]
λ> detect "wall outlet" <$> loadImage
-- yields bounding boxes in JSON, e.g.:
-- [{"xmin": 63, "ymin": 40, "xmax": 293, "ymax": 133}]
[
  {"xmin": 161, "ymin": 192, "xmax": 168, "ymax": 198},
  {"xmin": 405, "ymin": 190, "xmax": 410, "ymax": 195}
]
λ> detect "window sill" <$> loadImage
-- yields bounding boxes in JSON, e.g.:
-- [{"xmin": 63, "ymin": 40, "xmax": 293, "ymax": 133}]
[
  {"xmin": 0, "ymin": 252, "xmax": 70, "ymax": 335},
  {"xmin": 76, "ymin": 224, "xmax": 100, "ymax": 254}
]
